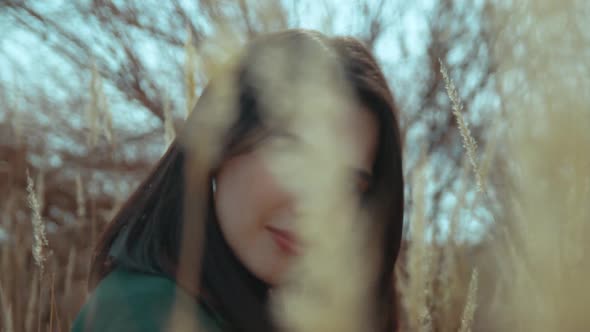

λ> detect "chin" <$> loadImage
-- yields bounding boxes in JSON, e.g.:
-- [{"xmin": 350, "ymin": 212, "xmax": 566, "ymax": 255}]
[
  {"xmin": 257, "ymin": 261, "xmax": 291, "ymax": 286},
  {"xmin": 258, "ymin": 269, "xmax": 284, "ymax": 286}
]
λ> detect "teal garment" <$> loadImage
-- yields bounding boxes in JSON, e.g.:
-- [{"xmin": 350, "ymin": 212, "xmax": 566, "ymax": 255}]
[{"xmin": 71, "ymin": 268, "xmax": 224, "ymax": 332}]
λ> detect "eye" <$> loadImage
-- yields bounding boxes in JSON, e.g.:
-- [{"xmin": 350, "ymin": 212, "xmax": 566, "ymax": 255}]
[
  {"xmin": 354, "ymin": 169, "xmax": 372, "ymax": 195},
  {"xmin": 263, "ymin": 128, "xmax": 302, "ymax": 152},
  {"xmin": 269, "ymin": 128, "xmax": 299, "ymax": 142}
]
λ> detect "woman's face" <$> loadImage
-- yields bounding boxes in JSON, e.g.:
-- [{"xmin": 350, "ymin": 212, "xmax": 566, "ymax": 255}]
[{"xmin": 213, "ymin": 107, "xmax": 378, "ymax": 285}]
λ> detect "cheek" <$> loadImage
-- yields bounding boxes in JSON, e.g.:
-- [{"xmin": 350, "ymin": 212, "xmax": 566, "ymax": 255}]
[
  {"xmin": 213, "ymin": 152, "xmax": 296, "ymax": 283},
  {"xmin": 214, "ymin": 153, "xmax": 286, "ymax": 239}
]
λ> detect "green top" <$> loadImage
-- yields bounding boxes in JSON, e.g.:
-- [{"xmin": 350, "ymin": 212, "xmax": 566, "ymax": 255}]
[{"xmin": 71, "ymin": 268, "xmax": 224, "ymax": 332}]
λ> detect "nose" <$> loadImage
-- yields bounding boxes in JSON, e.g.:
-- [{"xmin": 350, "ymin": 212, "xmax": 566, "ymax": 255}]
[
  {"xmin": 273, "ymin": 193, "xmax": 297, "ymax": 225},
  {"xmin": 264, "ymin": 180, "xmax": 298, "ymax": 226}
]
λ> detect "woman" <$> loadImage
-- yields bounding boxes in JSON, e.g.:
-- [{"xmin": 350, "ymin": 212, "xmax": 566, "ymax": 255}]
[{"xmin": 72, "ymin": 29, "xmax": 404, "ymax": 332}]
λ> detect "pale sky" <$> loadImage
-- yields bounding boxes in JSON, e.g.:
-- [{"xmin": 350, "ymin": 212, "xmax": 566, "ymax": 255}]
[{"xmin": 0, "ymin": 0, "xmax": 490, "ymax": 244}]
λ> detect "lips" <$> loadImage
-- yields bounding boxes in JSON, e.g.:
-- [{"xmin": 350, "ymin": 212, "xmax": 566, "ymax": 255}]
[{"xmin": 266, "ymin": 226, "xmax": 301, "ymax": 255}]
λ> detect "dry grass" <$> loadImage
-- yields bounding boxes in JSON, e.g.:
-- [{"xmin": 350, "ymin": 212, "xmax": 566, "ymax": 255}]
[
  {"xmin": 0, "ymin": 183, "xmax": 100, "ymax": 331},
  {"xmin": 263, "ymin": 48, "xmax": 375, "ymax": 332},
  {"xmin": 26, "ymin": 170, "xmax": 48, "ymax": 276},
  {"xmin": 439, "ymin": 60, "xmax": 484, "ymax": 193},
  {"xmin": 1, "ymin": 1, "xmax": 589, "ymax": 332}
]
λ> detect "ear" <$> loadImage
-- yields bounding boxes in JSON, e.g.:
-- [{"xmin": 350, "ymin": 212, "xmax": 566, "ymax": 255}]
[{"xmin": 212, "ymin": 176, "xmax": 217, "ymax": 194}]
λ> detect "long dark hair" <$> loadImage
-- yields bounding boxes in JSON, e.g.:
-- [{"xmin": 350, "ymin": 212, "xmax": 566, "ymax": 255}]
[{"xmin": 89, "ymin": 29, "xmax": 404, "ymax": 332}]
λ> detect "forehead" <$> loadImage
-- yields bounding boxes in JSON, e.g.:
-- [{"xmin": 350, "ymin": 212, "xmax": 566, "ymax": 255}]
[{"xmin": 232, "ymin": 104, "xmax": 379, "ymax": 173}]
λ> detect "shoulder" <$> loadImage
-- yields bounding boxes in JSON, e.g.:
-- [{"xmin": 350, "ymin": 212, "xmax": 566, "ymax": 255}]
[{"xmin": 71, "ymin": 268, "xmax": 222, "ymax": 332}]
